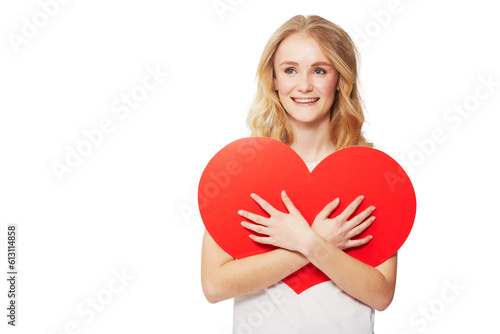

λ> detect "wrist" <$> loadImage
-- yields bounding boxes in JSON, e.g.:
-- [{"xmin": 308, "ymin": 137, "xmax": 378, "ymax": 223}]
[
  {"xmin": 289, "ymin": 249, "xmax": 311, "ymax": 267},
  {"xmin": 298, "ymin": 229, "xmax": 322, "ymax": 258},
  {"xmin": 301, "ymin": 230, "xmax": 342, "ymax": 264}
]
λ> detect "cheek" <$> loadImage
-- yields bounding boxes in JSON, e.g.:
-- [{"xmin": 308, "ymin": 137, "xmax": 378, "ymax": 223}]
[
  {"xmin": 275, "ymin": 76, "xmax": 295, "ymax": 95},
  {"xmin": 315, "ymin": 78, "xmax": 337, "ymax": 99}
]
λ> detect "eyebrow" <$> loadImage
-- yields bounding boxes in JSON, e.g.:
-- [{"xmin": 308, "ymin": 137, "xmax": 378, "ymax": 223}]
[{"xmin": 279, "ymin": 61, "xmax": 333, "ymax": 67}]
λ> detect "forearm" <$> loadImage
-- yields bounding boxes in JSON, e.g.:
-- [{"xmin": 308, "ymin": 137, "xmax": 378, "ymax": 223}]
[
  {"xmin": 201, "ymin": 231, "xmax": 309, "ymax": 303},
  {"xmin": 219, "ymin": 249, "xmax": 307, "ymax": 301},
  {"xmin": 301, "ymin": 232, "xmax": 396, "ymax": 311}
]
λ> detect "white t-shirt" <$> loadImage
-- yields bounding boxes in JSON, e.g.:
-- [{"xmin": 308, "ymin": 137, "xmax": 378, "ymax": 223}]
[{"xmin": 232, "ymin": 161, "xmax": 374, "ymax": 334}]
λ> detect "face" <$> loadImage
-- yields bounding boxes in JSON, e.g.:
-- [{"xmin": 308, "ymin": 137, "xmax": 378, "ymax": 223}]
[{"xmin": 273, "ymin": 33, "xmax": 339, "ymax": 127}]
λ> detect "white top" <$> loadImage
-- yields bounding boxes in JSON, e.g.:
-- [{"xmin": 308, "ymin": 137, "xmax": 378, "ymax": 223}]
[{"xmin": 232, "ymin": 161, "xmax": 374, "ymax": 334}]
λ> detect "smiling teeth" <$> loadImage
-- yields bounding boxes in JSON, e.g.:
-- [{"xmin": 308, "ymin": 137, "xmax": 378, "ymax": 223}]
[{"xmin": 294, "ymin": 98, "xmax": 319, "ymax": 103}]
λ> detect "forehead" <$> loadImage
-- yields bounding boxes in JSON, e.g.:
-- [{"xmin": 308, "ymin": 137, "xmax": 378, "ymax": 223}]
[{"xmin": 274, "ymin": 32, "xmax": 331, "ymax": 65}]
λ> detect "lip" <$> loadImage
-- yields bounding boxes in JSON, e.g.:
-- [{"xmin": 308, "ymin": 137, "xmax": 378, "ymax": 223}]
[{"xmin": 291, "ymin": 97, "xmax": 320, "ymax": 105}]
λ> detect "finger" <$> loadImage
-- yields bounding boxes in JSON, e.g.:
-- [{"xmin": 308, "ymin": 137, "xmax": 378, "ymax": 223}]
[
  {"xmin": 345, "ymin": 235, "xmax": 373, "ymax": 250},
  {"xmin": 238, "ymin": 209, "xmax": 266, "ymax": 225},
  {"xmin": 347, "ymin": 216, "xmax": 376, "ymax": 239},
  {"xmin": 281, "ymin": 190, "xmax": 300, "ymax": 214},
  {"xmin": 248, "ymin": 234, "xmax": 273, "ymax": 245},
  {"xmin": 315, "ymin": 198, "xmax": 340, "ymax": 221},
  {"xmin": 241, "ymin": 221, "xmax": 269, "ymax": 235},
  {"xmin": 251, "ymin": 193, "xmax": 278, "ymax": 216},
  {"xmin": 346, "ymin": 205, "xmax": 376, "ymax": 230},
  {"xmin": 338, "ymin": 195, "xmax": 365, "ymax": 221}
]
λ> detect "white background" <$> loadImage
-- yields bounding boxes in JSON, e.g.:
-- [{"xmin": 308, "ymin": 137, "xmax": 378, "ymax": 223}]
[{"xmin": 1, "ymin": 0, "xmax": 499, "ymax": 333}]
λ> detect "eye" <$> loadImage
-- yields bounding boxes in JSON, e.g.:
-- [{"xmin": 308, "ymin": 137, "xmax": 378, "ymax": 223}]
[
  {"xmin": 314, "ymin": 68, "xmax": 327, "ymax": 75},
  {"xmin": 284, "ymin": 68, "xmax": 297, "ymax": 74}
]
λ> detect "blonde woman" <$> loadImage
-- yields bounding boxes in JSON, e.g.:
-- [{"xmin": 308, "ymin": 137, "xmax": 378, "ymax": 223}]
[{"xmin": 201, "ymin": 15, "xmax": 397, "ymax": 333}]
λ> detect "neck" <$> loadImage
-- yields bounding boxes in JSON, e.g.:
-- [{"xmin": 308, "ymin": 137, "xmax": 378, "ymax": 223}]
[{"xmin": 289, "ymin": 119, "xmax": 335, "ymax": 163}]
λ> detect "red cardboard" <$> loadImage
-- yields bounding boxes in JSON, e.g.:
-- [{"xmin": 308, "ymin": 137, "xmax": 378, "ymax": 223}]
[{"xmin": 199, "ymin": 137, "xmax": 416, "ymax": 294}]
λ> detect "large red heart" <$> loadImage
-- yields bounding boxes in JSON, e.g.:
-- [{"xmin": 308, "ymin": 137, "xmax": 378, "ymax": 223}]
[{"xmin": 198, "ymin": 137, "xmax": 416, "ymax": 294}]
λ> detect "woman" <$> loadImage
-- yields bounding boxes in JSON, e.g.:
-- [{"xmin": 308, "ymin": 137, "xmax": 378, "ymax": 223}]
[{"xmin": 201, "ymin": 15, "xmax": 397, "ymax": 333}]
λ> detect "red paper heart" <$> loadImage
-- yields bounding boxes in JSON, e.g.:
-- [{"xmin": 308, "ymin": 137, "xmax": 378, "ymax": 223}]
[{"xmin": 198, "ymin": 137, "xmax": 416, "ymax": 294}]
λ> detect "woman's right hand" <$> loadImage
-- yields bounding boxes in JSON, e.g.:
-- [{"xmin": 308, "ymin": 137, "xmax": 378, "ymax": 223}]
[{"xmin": 311, "ymin": 195, "xmax": 376, "ymax": 251}]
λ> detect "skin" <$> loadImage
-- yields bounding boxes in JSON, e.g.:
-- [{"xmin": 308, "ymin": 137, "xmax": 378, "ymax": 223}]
[
  {"xmin": 274, "ymin": 32, "xmax": 338, "ymax": 162},
  {"xmin": 201, "ymin": 32, "xmax": 397, "ymax": 311}
]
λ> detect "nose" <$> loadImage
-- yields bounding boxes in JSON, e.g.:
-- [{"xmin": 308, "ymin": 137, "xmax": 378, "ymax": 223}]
[{"xmin": 297, "ymin": 73, "xmax": 313, "ymax": 93}]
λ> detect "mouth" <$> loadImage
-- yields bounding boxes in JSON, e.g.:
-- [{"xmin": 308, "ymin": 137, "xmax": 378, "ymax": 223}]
[{"xmin": 291, "ymin": 97, "xmax": 320, "ymax": 104}]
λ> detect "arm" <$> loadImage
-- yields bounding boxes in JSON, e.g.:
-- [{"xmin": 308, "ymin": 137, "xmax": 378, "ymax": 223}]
[
  {"xmin": 201, "ymin": 229, "xmax": 308, "ymax": 303},
  {"xmin": 240, "ymin": 191, "xmax": 397, "ymax": 311},
  {"xmin": 201, "ymin": 193, "xmax": 374, "ymax": 303},
  {"xmin": 303, "ymin": 194, "xmax": 397, "ymax": 310},
  {"xmin": 302, "ymin": 234, "xmax": 397, "ymax": 311}
]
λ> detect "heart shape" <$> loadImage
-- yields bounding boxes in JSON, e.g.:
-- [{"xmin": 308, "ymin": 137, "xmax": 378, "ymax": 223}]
[{"xmin": 198, "ymin": 137, "xmax": 416, "ymax": 294}]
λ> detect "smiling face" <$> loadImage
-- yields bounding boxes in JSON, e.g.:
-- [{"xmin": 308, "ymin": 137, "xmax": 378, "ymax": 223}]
[{"xmin": 273, "ymin": 32, "xmax": 339, "ymax": 128}]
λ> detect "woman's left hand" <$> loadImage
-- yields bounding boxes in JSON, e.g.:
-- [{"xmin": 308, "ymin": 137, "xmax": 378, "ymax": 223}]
[{"xmin": 238, "ymin": 190, "xmax": 315, "ymax": 253}]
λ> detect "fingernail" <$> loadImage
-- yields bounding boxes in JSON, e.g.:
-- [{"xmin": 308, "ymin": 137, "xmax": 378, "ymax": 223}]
[
  {"xmin": 282, "ymin": 190, "xmax": 287, "ymax": 196},
  {"xmin": 334, "ymin": 198, "xmax": 339, "ymax": 203},
  {"xmin": 359, "ymin": 195, "xmax": 364, "ymax": 200},
  {"xmin": 238, "ymin": 210, "xmax": 243, "ymax": 215},
  {"xmin": 250, "ymin": 193, "xmax": 256, "ymax": 198},
  {"xmin": 371, "ymin": 216, "xmax": 376, "ymax": 221},
  {"xmin": 369, "ymin": 235, "xmax": 373, "ymax": 240},
  {"xmin": 371, "ymin": 206, "xmax": 376, "ymax": 211}
]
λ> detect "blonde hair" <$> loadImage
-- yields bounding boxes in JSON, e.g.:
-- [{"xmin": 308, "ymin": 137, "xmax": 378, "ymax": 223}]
[{"xmin": 247, "ymin": 15, "xmax": 373, "ymax": 150}]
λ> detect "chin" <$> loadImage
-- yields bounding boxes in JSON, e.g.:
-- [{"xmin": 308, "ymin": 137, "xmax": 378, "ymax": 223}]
[{"xmin": 286, "ymin": 111, "xmax": 330, "ymax": 125}]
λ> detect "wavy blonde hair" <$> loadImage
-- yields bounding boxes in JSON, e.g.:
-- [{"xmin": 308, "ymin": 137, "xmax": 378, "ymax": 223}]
[{"xmin": 247, "ymin": 15, "xmax": 372, "ymax": 150}]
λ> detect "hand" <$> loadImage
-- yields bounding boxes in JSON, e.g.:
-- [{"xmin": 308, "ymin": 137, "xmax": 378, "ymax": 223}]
[
  {"xmin": 312, "ymin": 195, "xmax": 375, "ymax": 251},
  {"xmin": 238, "ymin": 190, "xmax": 315, "ymax": 253}
]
